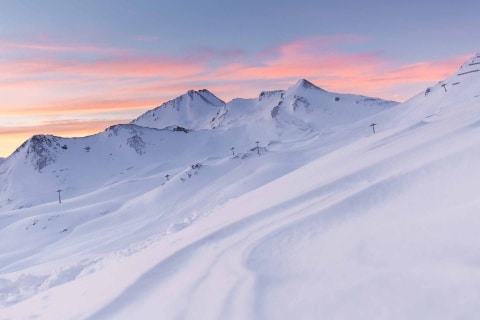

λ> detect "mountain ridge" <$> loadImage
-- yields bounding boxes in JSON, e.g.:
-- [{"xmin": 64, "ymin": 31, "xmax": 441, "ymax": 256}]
[
  {"xmin": 0, "ymin": 78, "xmax": 397, "ymax": 210},
  {"xmin": 130, "ymin": 78, "xmax": 397, "ymax": 132}
]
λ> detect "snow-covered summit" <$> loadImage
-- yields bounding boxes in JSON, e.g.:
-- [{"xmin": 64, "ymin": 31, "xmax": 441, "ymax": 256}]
[
  {"xmin": 12, "ymin": 134, "xmax": 66, "ymax": 172},
  {"xmin": 131, "ymin": 89, "xmax": 226, "ymax": 130},
  {"xmin": 289, "ymin": 78, "xmax": 327, "ymax": 92}
]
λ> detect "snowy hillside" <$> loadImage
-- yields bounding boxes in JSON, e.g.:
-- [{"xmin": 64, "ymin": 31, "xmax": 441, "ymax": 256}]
[
  {"xmin": 376, "ymin": 53, "xmax": 480, "ymax": 129},
  {"xmin": 0, "ymin": 79, "xmax": 395, "ymax": 211},
  {"xmin": 2, "ymin": 57, "xmax": 480, "ymax": 320},
  {"xmin": 0, "ymin": 125, "xmax": 248, "ymax": 210}
]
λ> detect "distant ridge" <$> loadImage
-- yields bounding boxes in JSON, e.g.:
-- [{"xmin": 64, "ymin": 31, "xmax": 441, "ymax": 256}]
[{"xmin": 130, "ymin": 78, "xmax": 396, "ymax": 132}]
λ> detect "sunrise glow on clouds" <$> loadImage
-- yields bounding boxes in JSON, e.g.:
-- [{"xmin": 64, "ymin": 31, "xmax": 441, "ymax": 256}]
[{"xmin": 0, "ymin": 34, "xmax": 469, "ymax": 157}]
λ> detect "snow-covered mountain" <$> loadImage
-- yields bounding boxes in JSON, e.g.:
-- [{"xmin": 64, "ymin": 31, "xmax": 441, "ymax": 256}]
[
  {"xmin": 131, "ymin": 89, "xmax": 226, "ymax": 130},
  {"xmin": 132, "ymin": 79, "xmax": 396, "ymax": 133},
  {"xmin": 2, "ymin": 54, "xmax": 480, "ymax": 320},
  {"xmin": 0, "ymin": 79, "xmax": 395, "ymax": 211}
]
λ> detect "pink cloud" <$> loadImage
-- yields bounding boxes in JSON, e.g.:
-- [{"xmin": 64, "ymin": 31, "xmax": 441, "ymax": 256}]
[
  {"xmin": 0, "ymin": 34, "xmax": 474, "ymax": 157},
  {"xmin": 0, "ymin": 97, "xmax": 156, "ymax": 116},
  {"xmin": 203, "ymin": 37, "xmax": 467, "ymax": 101},
  {"xmin": 323, "ymin": 56, "xmax": 469, "ymax": 99},
  {"xmin": 1, "ymin": 34, "xmax": 468, "ymax": 105},
  {"xmin": 0, "ymin": 39, "xmax": 128, "ymax": 54},
  {"xmin": 1, "ymin": 56, "xmax": 204, "ymax": 80}
]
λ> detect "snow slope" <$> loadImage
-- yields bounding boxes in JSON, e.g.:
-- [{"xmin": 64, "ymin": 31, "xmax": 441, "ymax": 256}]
[
  {"xmin": 0, "ymin": 79, "xmax": 395, "ymax": 211},
  {"xmin": 2, "ymin": 61, "xmax": 480, "ymax": 320}
]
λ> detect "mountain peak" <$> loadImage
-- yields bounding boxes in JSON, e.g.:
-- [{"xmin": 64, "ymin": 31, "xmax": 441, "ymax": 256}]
[
  {"xmin": 172, "ymin": 89, "xmax": 225, "ymax": 108},
  {"xmin": 291, "ymin": 79, "xmax": 326, "ymax": 92},
  {"xmin": 131, "ymin": 89, "xmax": 226, "ymax": 130},
  {"xmin": 194, "ymin": 89, "xmax": 226, "ymax": 107},
  {"xmin": 14, "ymin": 134, "xmax": 64, "ymax": 172},
  {"xmin": 198, "ymin": 88, "xmax": 215, "ymax": 95}
]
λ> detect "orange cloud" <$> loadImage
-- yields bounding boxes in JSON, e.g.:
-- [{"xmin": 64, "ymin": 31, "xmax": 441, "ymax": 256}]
[
  {"xmin": 0, "ymin": 98, "xmax": 155, "ymax": 116},
  {"xmin": 0, "ymin": 118, "xmax": 128, "ymax": 136},
  {"xmin": 62, "ymin": 57, "xmax": 204, "ymax": 78}
]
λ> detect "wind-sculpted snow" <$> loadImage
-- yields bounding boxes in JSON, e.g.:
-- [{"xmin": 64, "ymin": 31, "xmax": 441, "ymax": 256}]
[{"xmin": 2, "ymin": 62, "xmax": 480, "ymax": 319}]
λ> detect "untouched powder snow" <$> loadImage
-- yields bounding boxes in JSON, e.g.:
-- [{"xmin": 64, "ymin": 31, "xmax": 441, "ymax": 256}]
[{"xmin": 1, "ymin": 64, "xmax": 480, "ymax": 320}]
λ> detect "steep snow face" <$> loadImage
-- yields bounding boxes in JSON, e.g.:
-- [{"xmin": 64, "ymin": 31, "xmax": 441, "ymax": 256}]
[{"xmin": 131, "ymin": 89, "xmax": 226, "ymax": 130}]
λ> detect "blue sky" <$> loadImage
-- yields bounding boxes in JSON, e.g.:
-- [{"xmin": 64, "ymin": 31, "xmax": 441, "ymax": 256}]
[
  {"xmin": 1, "ymin": 0, "xmax": 479, "ymax": 156},
  {"xmin": 3, "ymin": 0, "xmax": 478, "ymax": 58}
]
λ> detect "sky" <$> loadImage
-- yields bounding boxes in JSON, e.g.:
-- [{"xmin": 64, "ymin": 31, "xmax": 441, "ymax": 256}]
[{"xmin": 1, "ymin": 0, "xmax": 479, "ymax": 157}]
